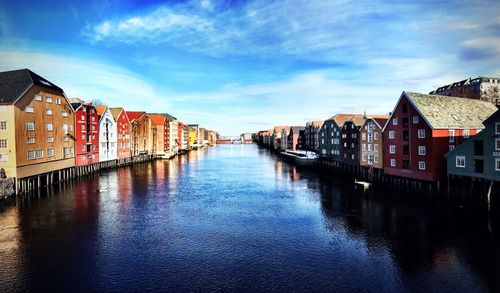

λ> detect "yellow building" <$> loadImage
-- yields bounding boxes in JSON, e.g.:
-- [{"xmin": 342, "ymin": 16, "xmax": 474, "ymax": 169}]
[
  {"xmin": 0, "ymin": 69, "xmax": 76, "ymax": 179},
  {"xmin": 188, "ymin": 124, "xmax": 199, "ymax": 147}
]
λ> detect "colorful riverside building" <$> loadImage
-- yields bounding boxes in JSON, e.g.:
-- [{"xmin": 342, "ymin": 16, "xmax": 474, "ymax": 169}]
[
  {"xmin": 188, "ymin": 124, "xmax": 199, "ymax": 147},
  {"xmin": 286, "ymin": 126, "xmax": 304, "ymax": 151},
  {"xmin": 446, "ymin": 110, "xmax": 500, "ymax": 181},
  {"xmin": 279, "ymin": 127, "xmax": 292, "ymax": 150},
  {"xmin": 149, "ymin": 114, "xmax": 170, "ymax": 158},
  {"xmin": 0, "ymin": 69, "xmax": 75, "ymax": 180},
  {"xmin": 359, "ymin": 116, "xmax": 388, "ymax": 169},
  {"xmin": 340, "ymin": 117, "xmax": 367, "ymax": 166},
  {"xmin": 304, "ymin": 121, "xmax": 324, "ymax": 152},
  {"xmin": 71, "ymin": 99, "xmax": 99, "ymax": 166},
  {"xmin": 382, "ymin": 91, "xmax": 497, "ymax": 182},
  {"xmin": 95, "ymin": 105, "xmax": 117, "ymax": 161},
  {"xmin": 127, "ymin": 111, "xmax": 152, "ymax": 156},
  {"xmin": 199, "ymin": 127, "xmax": 207, "ymax": 146},
  {"xmin": 271, "ymin": 126, "xmax": 288, "ymax": 150},
  {"xmin": 319, "ymin": 114, "xmax": 363, "ymax": 159},
  {"xmin": 178, "ymin": 122, "xmax": 189, "ymax": 151},
  {"xmin": 109, "ymin": 107, "xmax": 131, "ymax": 159}
]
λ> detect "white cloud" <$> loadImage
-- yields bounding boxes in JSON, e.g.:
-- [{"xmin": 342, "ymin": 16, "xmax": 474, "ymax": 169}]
[{"xmin": 0, "ymin": 49, "xmax": 169, "ymax": 112}]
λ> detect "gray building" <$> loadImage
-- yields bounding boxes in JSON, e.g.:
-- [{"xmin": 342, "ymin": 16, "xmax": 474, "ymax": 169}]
[
  {"xmin": 319, "ymin": 114, "xmax": 363, "ymax": 160},
  {"xmin": 446, "ymin": 110, "xmax": 500, "ymax": 181}
]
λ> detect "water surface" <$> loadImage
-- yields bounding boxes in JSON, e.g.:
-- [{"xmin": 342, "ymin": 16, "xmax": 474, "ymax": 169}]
[{"xmin": 0, "ymin": 144, "xmax": 499, "ymax": 292}]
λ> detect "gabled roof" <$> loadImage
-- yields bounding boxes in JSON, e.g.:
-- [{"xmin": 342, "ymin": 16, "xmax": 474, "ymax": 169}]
[
  {"xmin": 149, "ymin": 114, "xmax": 167, "ymax": 125},
  {"xmin": 272, "ymin": 125, "xmax": 288, "ymax": 135},
  {"xmin": 360, "ymin": 116, "xmax": 390, "ymax": 129},
  {"xmin": 71, "ymin": 102, "xmax": 83, "ymax": 111},
  {"xmin": 290, "ymin": 126, "xmax": 305, "ymax": 134},
  {"xmin": 306, "ymin": 120, "xmax": 324, "ymax": 128},
  {"xmin": 95, "ymin": 105, "xmax": 108, "ymax": 117},
  {"xmin": 326, "ymin": 114, "xmax": 364, "ymax": 127},
  {"xmin": 405, "ymin": 91, "xmax": 497, "ymax": 129},
  {"xmin": 482, "ymin": 109, "xmax": 500, "ymax": 127},
  {"xmin": 109, "ymin": 107, "xmax": 126, "ymax": 121},
  {"xmin": 280, "ymin": 126, "xmax": 292, "ymax": 135},
  {"xmin": 126, "ymin": 111, "xmax": 146, "ymax": 122},
  {"xmin": 0, "ymin": 69, "xmax": 64, "ymax": 105}
]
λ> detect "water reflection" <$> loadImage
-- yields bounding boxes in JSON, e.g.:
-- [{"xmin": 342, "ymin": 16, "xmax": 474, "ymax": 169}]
[{"xmin": 0, "ymin": 144, "xmax": 498, "ymax": 292}]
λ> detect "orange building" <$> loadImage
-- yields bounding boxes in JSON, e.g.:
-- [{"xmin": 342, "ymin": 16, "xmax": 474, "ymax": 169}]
[{"xmin": 0, "ymin": 69, "xmax": 75, "ymax": 179}]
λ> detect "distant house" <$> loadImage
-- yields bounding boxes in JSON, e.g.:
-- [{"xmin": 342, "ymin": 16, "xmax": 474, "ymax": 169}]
[
  {"xmin": 287, "ymin": 126, "xmax": 305, "ymax": 151},
  {"xmin": 178, "ymin": 122, "xmax": 189, "ymax": 151},
  {"xmin": 149, "ymin": 114, "xmax": 170, "ymax": 157},
  {"xmin": 271, "ymin": 126, "xmax": 287, "ymax": 150},
  {"xmin": 0, "ymin": 69, "xmax": 75, "ymax": 179},
  {"xmin": 127, "ymin": 111, "xmax": 152, "ymax": 156},
  {"xmin": 95, "ymin": 105, "xmax": 117, "ymax": 161},
  {"xmin": 359, "ymin": 116, "xmax": 389, "ymax": 169},
  {"xmin": 430, "ymin": 76, "xmax": 500, "ymax": 106},
  {"xmin": 188, "ymin": 124, "xmax": 199, "ymax": 147},
  {"xmin": 446, "ymin": 110, "xmax": 500, "ymax": 181},
  {"xmin": 304, "ymin": 121, "xmax": 324, "ymax": 152},
  {"xmin": 297, "ymin": 129, "xmax": 305, "ymax": 150},
  {"xmin": 109, "ymin": 107, "xmax": 131, "ymax": 159},
  {"xmin": 279, "ymin": 126, "xmax": 292, "ymax": 150},
  {"xmin": 71, "ymin": 99, "xmax": 99, "ymax": 166},
  {"xmin": 383, "ymin": 91, "xmax": 497, "ymax": 182},
  {"xmin": 340, "ymin": 117, "xmax": 366, "ymax": 166},
  {"xmin": 199, "ymin": 127, "xmax": 207, "ymax": 146},
  {"xmin": 319, "ymin": 114, "xmax": 363, "ymax": 159}
]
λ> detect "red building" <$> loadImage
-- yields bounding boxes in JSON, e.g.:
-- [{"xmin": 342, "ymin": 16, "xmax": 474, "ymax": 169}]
[
  {"xmin": 110, "ymin": 107, "xmax": 131, "ymax": 159},
  {"xmin": 178, "ymin": 122, "xmax": 188, "ymax": 151},
  {"xmin": 71, "ymin": 99, "xmax": 99, "ymax": 166},
  {"xmin": 383, "ymin": 91, "xmax": 497, "ymax": 181}
]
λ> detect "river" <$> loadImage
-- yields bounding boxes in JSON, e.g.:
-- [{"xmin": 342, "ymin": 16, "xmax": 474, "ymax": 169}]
[{"xmin": 0, "ymin": 144, "xmax": 499, "ymax": 292}]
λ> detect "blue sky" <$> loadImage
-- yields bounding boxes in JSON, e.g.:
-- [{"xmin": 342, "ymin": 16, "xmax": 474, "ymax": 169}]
[{"xmin": 1, "ymin": 0, "xmax": 499, "ymax": 135}]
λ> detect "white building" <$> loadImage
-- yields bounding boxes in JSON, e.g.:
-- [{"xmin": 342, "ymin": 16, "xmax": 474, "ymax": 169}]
[{"xmin": 96, "ymin": 106, "xmax": 117, "ymax": 161}]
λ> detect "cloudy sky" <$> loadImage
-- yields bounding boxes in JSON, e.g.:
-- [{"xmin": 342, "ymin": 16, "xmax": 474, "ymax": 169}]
[{"xmin": 1, "ymin": 0, "xmax": 499, "ymax": 135}]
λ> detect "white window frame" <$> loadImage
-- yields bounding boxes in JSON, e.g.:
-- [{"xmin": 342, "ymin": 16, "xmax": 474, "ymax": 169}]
[
  {"xmin": 27, "ymin": 150, "xmax": 36, "ymax": 160},
  {"xmin": 374, "ymin": 132, "xmax": 378, "ymax": 141},
  {"xmin": 418, "ymin": 129, "xmax": 425, "ymax": 139},
  {"xmin": 26, "ymin": 121, "xmax": 35, "ymax": 131},
  {"xmin": 0, "ymin": 153, "xmax": 8, "ymax": 162},
  {"xmin": 27, "ymin": 137, "xmax": 35, "ymax": 144},
  {"xmin": 392, "ymin": 118, "xmax": 398, "ymax": 125},
  {"xmin": 34, "ymin": 94, "xmax": 42, "ymax": 101},
  {"xmin": 46, "ymin": 122, "xmax": 53, "ymax": 131},
  {"xmin": 463, "ymin": 129, "xmax": 469, "ymax": 138},
  {"xmin": 47, "ymin": 148, "xmax": 54, "ymax": 157},
  {"xmin": 62, "ymin": 112, "xmax": 68, "ymax": 117},
  {"xmin": 25, "ymin": 106, "xmax": 34, "ymax": 113},
  {"xmin": 390, "ymin": 159, "xmax": 396, "ymax": 167},
  {"xmin": 412, "ymin": 116, "xmax": 419, "ymax": 124},
  {"xmin": 456, "ymin": 156, "xmax": 465, "ymax": 168},
  {"xmin": 45, "ymin": 109, "xmax": 53, "ymax": 115},
  {"xmin": 496, "ymin": 158, "xmax": 500, "ymax": 171},
  {"xmin": 36, "ymin": 149, "xmax": 43, "ymax": 159},
  {"xmin": 46, "ymin": 136, "xmax": 54, "ymax": 143},
  {"xmin": 389, "ymin": 131, "xmax": 395, "ymax": 139},
  {"xmin": 0, "ymin": 120, "xmax": 6, "ymax": 130},
  {"xmin": 419, "ymin": 161, "xmax": 425, "ymax": 170},
  {"xmin": 0, "ymin": 138, "xmax": 7, "ymax": 148},
  {"xmin": 46, "ymin": 96, "xmax": 52, "ymax": 103},
  {"xmin": 418, "ymin": 146, "xmax": 426, "ymax": 156},
  {"xmin": 449, "ymin": 129, "xmax": 455, "ymax": 142},
  {"xmin": 496, "ymin": 138, "xmax": 500, "ymax": 151},
  {"xmin": 495, "ymin": 123, "xmax": 500, "ymax": 135},
  {"xmin": 389, "ymin": 145, "xmax": 396, "ymax": 154},
  {"xmin": 374, "ymin": 155, "xmax": 379, "ymax": 163}
]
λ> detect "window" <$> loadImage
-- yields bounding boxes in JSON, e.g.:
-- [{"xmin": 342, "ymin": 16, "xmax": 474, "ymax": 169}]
[
  {"xmin": 362, "ymin": 144, "xmax": 366, "ymax": 151},
  {"xmin": 496, "ymin": 159, "xmax": 500, "ymax": 171},
  {"xmin": 456, "ymin": 156, "xmax": 465, "ymax": 168},
  {"xmin": 46, "ymin": 122, "xmax": 53, "ymax": 131},
  {"xmin": 389, "ymin": 131, "xmax": 395, "ymax": 139},
  {"xmin": 367, "ymin": 133, "xmax": 372, "ymax": 143},
  {"xmin": 46, "ymin": 109, "xmax": 53, "ymax": 115},
  {"xmin": 419, "ymin": 161, "xmax": 426, "ymax": 170},
  {"xmin": 390, "ymin": 145, "xmax": 395, "ymax": 154},
  {"xmin": 463, "ymin": 129, "xmax": 469, "ymax": 138},
  {"xmin": 496, "ymin": 138, "xmax": 500, "ymax": 151},
  {"xmin": 351, "ymin": 154, "xmax": 355, "ymax": 160},
  {"xmin": 46, "ymin": 136, "xmax": 54, "ymax": 143},
  {"xmin": 46, "ymin": 96, "xmax": 52, "ymax": 103},
  {"xmin": 63, "ymin": 135, "xmax": 69, "ymax": 142},
  {"xmin": 81, "ymin": 144, "xmax": 85, "ymax": 151},
  {"xmin": 34, "ymin": 94, "xmax": 42, "ymax": 101},
  {"xmin": 496, "ymin": 123, "xmax": 500, "ymax": 135},
  {"xmin": 362, "ymin": 154, "xmax": 366, "ymax": 161},
  {"xmin": 392, "ymin": 118, "xmax": 398, "ymax": 125},
  {"xmin": 26, "ymin": 121, "xmax": 35, "ymax": 131},
  {"xmin": 418, "ymin": 146, "xmax": 426, "ymax": 155},
  {"xmin": 351, "ymin": 124, "xmax": 354, "ymax": 129},
  {"xmin": 62, "ymin": 112, "xmax": 68, "ymax": 117},
  {"xmin": 36, "ymin": 150, "xmax": 43, "ymax": 159},
  {"xmin": 27, "ymin": 150, "xmax": 36, "ymax": 160},
  {"xmin": 0, "ymin": 121, "xmax": 6, "ymax": 130},
  {"xmin": 63, "ymin": 147, "xmax": 73, "ymax": 155},
  {"xmin": 0, "ymin": 138, "xmax": 6, "ymax": 148},
  {"xmin": 418, "ymin": 129, "xmax": 425, "ymax": 138},
  {"xmin": 412, "ymin": 116, "xmax": 419, "ymax": 124},
  {"xmin": 390, "ymin": 159, "xmax": 396, "ymax": 167},
  {"xmin": 374, "ymin": 132, "xmax": 378, "ymax": 140},
  {"xmin": 362, "ymin": 133, "xmax": 366, "ymax": 140},
  {"xmin": 81, "ymin": 114, "xmax": 85, "ymax": 121},
  {"xmin": 322, "ymin": 149, "xmax": 326, "ymax": 155},
  {"xmin": 27, "ymin": 137, "xmax": 35, "ymax": 144},
  {"xmin": 0, "ymin": 154, "xmax": 8, "ymax": 162},
  {"xmin": 56, "ymin": 98, "xmax": 61, "ymax": 104},
  {"xmin": 449, "ymin": 145, "xmax": 455, "ymax": 151},
  {"xmin": 374, "ymin": 155, "xmax": 379, "ymax": 163},
  {"xmin": 25, "ymin": 106, "xmax": 34, "ymax": 113},
  {"xmin": 449, "ymin": 129, "xmax": 455, "ymax": 142},
  {"xmin": 368, "ymin": 144, "xmax": 372, "ymax": 151},
  {"xmin": 47, "ymin": 148, "xmax": 54, "ymax": 157},
  {"xmin": 374, "ymin": 144, "xmax": 378, "ymax": 152}
]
